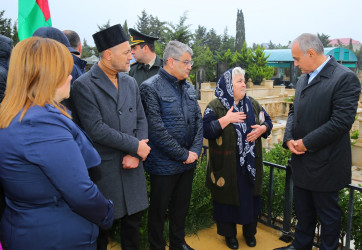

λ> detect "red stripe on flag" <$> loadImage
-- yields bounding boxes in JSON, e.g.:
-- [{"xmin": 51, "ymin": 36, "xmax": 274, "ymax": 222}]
[{"xmin": 36, "ymin": 0, "xmax": 51, "ymax": 21}]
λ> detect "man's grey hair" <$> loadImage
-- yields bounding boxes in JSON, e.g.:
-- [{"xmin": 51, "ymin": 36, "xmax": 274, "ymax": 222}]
[
  {"xmin": 292, "ymin": 33, "xmax": 324, "ymax": 55},
  {"xmin": 232, "ymin": 67, "xmax": 245, "ymax": 78},
  {"xmin": 163, "ymin": 40, "xmax": 193, "ymax": 66}
]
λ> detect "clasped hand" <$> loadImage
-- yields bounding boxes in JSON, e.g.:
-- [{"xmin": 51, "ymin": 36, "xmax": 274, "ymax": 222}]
[
  {"xmin": 183, "ymin": 151, "xmax": 198, "ymax": 164},
  {"xmin": 137, "ymin": 139, "xmax": 151, "ymax": 161},
  {"xmin": 286, "ymin": 139, "xmax": 307, "ymax": 155}
]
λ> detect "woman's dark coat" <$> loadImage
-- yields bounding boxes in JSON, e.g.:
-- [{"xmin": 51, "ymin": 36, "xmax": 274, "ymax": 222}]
[{"xmin": 204, "ymin": 97, "xmax": 273, "ymax": 206}]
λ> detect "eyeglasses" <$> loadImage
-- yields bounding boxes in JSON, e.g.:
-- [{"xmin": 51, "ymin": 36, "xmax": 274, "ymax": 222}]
[{"xmin": 172, "ymin": 58, "xmax": 194, "ymax": 66}]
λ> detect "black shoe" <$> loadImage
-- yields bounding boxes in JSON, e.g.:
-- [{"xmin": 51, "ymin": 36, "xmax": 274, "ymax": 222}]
[
  {"xmin": 169, "ymin": 243, "xmax": 194, "ymax": 250},
  {"xmin": 274, "ymin": 244, "xmax": 297, "ymax": 250},
  {"xmin": 225, "ymin": 236, "xmax": 239, "ymax": 249},
  {"xmin": 245, "ymin": 236, "xmax": 256, "ymax": 247}
]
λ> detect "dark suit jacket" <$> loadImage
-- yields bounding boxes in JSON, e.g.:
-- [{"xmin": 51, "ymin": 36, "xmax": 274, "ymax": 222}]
[
  {"xmin": 71, "ymin": 63, "xmax": 148, "ymax": 218},
  {"xmin": 283, "ymin": 56, "xmax": 361, "ymax": 192}
]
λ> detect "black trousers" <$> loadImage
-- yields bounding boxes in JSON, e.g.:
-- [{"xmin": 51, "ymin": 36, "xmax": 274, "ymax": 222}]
[
  {"xmin": 216, "ymin": 219, "xmax": 257, "ymax": 238},
  {"xmin": 293, "ymin": 186, "xmax": 341, "ymax": 250},
  {"xmin": 97, "ymin": 210, "xmax": 143, "ymax": 250},
  {"xmin": 148, "ymin": 170, "xmax": 195, "ymax": 250}
]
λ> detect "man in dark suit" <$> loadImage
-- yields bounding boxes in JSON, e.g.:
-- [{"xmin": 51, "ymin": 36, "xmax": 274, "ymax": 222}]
[
  {"xmin": 275, "ymin": 33, "xmax": 361, "ymax": 250},
  {"xmin": 71, "ymin": 24, "xmax": 151, "ymax": 250}
]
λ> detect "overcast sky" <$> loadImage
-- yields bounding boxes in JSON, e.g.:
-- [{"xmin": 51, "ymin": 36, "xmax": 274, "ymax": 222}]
[{"xmin": 2, "ymin": 0, "xmax": 361, "ymax": 47}]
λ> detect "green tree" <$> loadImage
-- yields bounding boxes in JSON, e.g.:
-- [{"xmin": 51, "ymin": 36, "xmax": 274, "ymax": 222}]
[
  {"xmin": 148, "ymin": 15, "xmax": 167, "ymax": 43},
  {"xmin": 167, "ymin": 11, "xmax": 192, "ymax": 45},
  {"xmin": 193, "ymin": 25, "xmax": 207, "ymax": 47},
  {"xmin": 0, "ymin": 10, "xmax": 12, "ymax": 38},
  {"xmin": 219, "ymin": 27, "xmax": 235, "ymax": 55},
  {"xmin": 349, "ymin": 38, "xmax": 353, "ymax": 51},
  {"xmin": 11, "ymin": 20, "xmax": 19, "ymax": 45},
  {"xmin": 204, "ymin": 28, "xmax": 221, "ymax": 55},
  {"xmin": 122, "ymin": 20, "xmax": 129, "ymax": 39},
  {"xmin": 191, "ymin": 43, "xmax": 216, "ymax": 81},
  {"xmin": 81, "ymin": 39, "xmax": 98, "ymax": 58},
  {"xmin": 97, "ymin": 20, "xmax": 111, "ymax": 31},
  {"xmin": 234, "ymin": 42, "xmax": 253, "ymax": 79},
  {"xmin": 247, "ymin": 46, "xmax": 274, "ymax": 84},
  {"xmin": 235, "ymin": 9, "xmax": 245, "ymax": 51},
  {"xmin": 317, "ymin": 33, "xmax": 330, "ymax": 47},
  {"xmin": 0, "ymin": 10, "xmax": 18, "ymax": 45},
  {"xmin": 135, "ymin": 10, "xmax": 150, "ymax": 34},
  {"xmin": 216, "ymin": 49, "xmax": 234, "ymax": 69},
  {"xmin": 267, "ymin": 40, "xmax": 276, "ymax": 49}
]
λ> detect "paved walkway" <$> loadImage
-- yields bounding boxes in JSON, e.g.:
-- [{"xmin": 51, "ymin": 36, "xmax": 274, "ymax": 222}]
[{"xmin": 108, "ymin": 223, "xmax": 318, "ymax": 250}]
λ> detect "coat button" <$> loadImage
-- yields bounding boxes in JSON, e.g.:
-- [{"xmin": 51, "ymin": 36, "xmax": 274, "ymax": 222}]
[
  {"xmin": 133, "ymin": 129, "xmax": 137, "ymax": 135},
  {"xmin": 118, "ymin": 110, "xmax": 122, "ymax": 115},
  {"xmin": 129, "ymin": 107, "xmax": 133, "ymax": 112}
]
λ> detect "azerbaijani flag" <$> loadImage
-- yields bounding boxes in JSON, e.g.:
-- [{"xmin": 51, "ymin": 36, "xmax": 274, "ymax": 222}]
[{"xmin": 18, "ymin": 0, "xmax": 52, "ymax": 41}]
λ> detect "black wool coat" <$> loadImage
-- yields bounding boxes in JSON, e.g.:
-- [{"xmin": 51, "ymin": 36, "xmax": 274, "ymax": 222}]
[{"xmin": 283, "ymin": 56, "xmax": 361, "ymax": 192}]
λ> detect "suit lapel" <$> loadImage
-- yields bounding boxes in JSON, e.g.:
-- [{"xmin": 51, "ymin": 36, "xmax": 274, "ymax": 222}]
[{"xmin": 90, "ymin": 64, "xmax": 118, "ymax": 104}]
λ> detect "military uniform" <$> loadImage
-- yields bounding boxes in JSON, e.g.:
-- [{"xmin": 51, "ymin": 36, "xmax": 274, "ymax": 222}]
[
  {"xmin": 129, "ymin": 28, "xmax": 163, "ymax": 85},
  {"xmin": 129, "ymin": 55, "xmax": 163, "ymax": 85}
]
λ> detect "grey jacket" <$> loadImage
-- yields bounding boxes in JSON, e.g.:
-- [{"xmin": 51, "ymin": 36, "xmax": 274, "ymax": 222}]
[
  {"xmin": 283, "ymin": 56, "xmax": 361, "ymax": 192},
  {"xmin": 71, "ymin": 63, "xmax": 148, "ymax": 218}
]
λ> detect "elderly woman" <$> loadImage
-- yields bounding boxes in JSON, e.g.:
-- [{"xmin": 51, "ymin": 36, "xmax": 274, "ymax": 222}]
[
  {"xmin": 0, "ymin": 37, "xmax": 113, "ymax": 249},
  {"xmin": 203, "ymin": 67, "xmax": 272, "ymax": 249}
]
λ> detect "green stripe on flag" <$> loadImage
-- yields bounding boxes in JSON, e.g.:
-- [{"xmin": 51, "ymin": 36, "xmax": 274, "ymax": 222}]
[{"xmin": 18, "ymin": 0, "xmax": 52, "ymax": 41}]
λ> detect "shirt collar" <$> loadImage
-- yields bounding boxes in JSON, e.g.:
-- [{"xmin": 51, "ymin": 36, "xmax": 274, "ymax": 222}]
[
  {"xmin": 308, "ymin": 56, "xmax": 331, "ymax": 83},
  {"xmin": 147, "ymin": 55, "xmax": 156, "ymax": 68}
]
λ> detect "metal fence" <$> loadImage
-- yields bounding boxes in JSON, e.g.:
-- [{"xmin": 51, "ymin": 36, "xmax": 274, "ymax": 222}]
[{"xmin": 261, "ymin": 160, "xmax": 362, "ymax": 249}]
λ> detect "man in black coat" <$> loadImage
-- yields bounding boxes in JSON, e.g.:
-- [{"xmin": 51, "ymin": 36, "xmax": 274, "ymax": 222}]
[{"xmin": 276, "ymin": 33, "xmax": 361, "ymax": 250}]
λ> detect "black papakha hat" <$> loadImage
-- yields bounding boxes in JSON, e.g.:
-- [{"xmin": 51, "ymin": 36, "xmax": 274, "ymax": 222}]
[
  {"xmin": 93, "ymin": 24, "xmax": 128, "ymax": 52},
  {"xmin": 129, "ymin": 28, "xmax": 159, "ymax": 47}
]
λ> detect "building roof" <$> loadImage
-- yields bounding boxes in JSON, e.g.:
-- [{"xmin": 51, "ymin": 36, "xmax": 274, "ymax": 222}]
[
  {"xmin": 265, "ymin": 47, "xmax": 357, "ymax": 68},
  {"xmin": 265, "ymin": 47, "xmax": 357, "ymax": 62},
  {"xmin": 328, "ymin": 38, "xmax": 360, "ymax": 45}
]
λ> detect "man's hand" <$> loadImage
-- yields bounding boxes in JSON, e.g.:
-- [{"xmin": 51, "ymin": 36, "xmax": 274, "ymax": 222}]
[
  {"xmin": 137, "ymin": 139, "xmax": 151, "ymax": 161},
  {"xmin": 294, "ymin": 139, "xmax": 307, "ymax": 152},
  {"xmin": 183, "ymin": 151, "xmax": 198, "ymax": 164},
  {"xmin": 286, "ymin": 140, "xmax": 306, "ymax": 155},
  {"xmin": 122, "ymin": 155, "xmax": 140, "ymax": 169},
  {"xmin": 247, "ymin": 125, "xmax": 267, "ymax": 142}
]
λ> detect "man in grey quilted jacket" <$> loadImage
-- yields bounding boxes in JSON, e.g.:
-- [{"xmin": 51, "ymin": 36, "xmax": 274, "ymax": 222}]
[{"xmin": 140, "ymin": 40, "xmax": 203, "ymax": 250}]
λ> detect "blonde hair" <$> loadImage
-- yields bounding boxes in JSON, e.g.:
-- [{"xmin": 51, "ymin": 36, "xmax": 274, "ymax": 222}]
[{"xmin": 0, "ymin": 37, "xmax": 73, "ymax": 128}]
